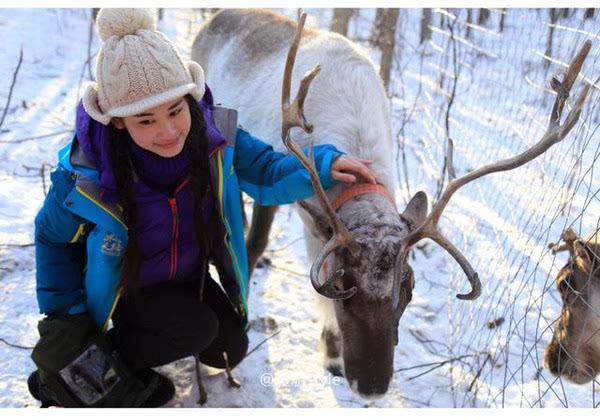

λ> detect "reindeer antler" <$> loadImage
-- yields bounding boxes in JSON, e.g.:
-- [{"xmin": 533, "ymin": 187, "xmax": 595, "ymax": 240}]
[
  {"xmin": 280, "ymin": 12, "xmax": 361, "ymax": 300},
  {"xmin": 397, "ymin": 40, "xmax": 594, "ymax": 301}
]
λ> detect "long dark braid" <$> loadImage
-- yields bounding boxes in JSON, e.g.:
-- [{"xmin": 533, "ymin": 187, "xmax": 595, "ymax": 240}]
[
  {"xmin": 185, "ymin": 94, "xmax": 212, "ymax": 298},
  {"xmin": 107, "ymin": 123, "xmax": 141, "ymax": 296},
  {"xmin": 108, "ymin": 94, "xmax": 212, "ymax": 296}
]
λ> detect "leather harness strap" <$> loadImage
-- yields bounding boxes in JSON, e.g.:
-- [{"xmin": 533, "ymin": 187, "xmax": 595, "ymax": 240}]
[{"xmin": 331, "ymin": 183, "xmax": 396, "ymax": 212}]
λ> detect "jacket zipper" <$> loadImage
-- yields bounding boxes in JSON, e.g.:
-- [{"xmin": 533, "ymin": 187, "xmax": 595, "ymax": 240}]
[
  {"xmin": 167, "ymin": 177, "xmax": 192, "ymax": 282},
  {"xmin": 215, "ymin": 149, "xmax": 247, "ymax": 318},
  {"xmin": 168, "ymin": 197, "xmax": 179, "ymax": 281},
  {"xmin": 104, "ymin": 144, "xmax": 230, "ymax": 330}
]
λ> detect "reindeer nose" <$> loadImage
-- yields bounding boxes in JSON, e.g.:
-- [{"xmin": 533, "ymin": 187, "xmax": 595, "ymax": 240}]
[
  {"xmin": 544, "ymin": 342, "xmax": 568, "ymax": 376},
  {"xmin": 354, "ymin": 375, "xmax": 391, "ymax": 399}
]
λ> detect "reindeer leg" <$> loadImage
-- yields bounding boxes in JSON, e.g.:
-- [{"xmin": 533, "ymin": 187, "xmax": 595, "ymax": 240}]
[
  {"xmin": 246, "ymin": 203, "xmax": 279, "ymax": 278},
  {"xmin": 321, "ymin": 327, "xmax": 343, "ymax": 377},
  {"xmin": 194, "ymin": 355, "xmax": 208, "ymax": 406},
  {"xmin": 240, "ymin": 191, "xmax": 249, "ymax": 233},
  {"xmin": 222, "ymin": 351, "xmax": 241, "ymax": 388}
]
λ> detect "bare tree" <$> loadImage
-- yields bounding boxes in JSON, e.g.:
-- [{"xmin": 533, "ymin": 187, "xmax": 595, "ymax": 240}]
[
  {"xmin": 330, "ymin": 8, "xmax": 355, "ymax": 36},
  {"xmin": 198, "ymin": 8, "xmax": 219, "ymax": 20},
  {"xmin": 158, "ymin": 8, "xmax": 164, "ymax": 21},
  {"xmin": 435, "ymin": 16, "xmax": 460, "ymax": 200},
  {"xmin": 420, "ymin": 9, "xmax": 432, "ymax": 44},
  {"xmin": 370, "ymin": 8, "xmax": 384, "ymax": 45},
  {"xmin": 545, "ymin": 8, "xmax": 560, "ymax": 68},
  {"xmin": 0, "ymin": 46, "xmax": 23, "ymax": 130},
  {"xmin": 465, "ymin": 9, "xmax": 473, "ymax": 39},
  {"xmin": 371, "ymin": 8, "xmax": 400, "ymax": 92},
  {"xmin": 477, "ymin": 8, "xmax": 490, "ymax": 26},
  {"xmin": 584, "ymin": 8, "xmax": 595, "ymax": 19},
  {"xmin": 499, "ymin": 8, "xmax": 507, "ymax": 32},
  {"xmin": 87, "ymin": 9, "xmax": 99, "ymax": 81}
]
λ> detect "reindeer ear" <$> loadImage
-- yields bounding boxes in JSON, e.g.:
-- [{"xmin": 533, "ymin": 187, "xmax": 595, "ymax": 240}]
[
  {"xmin": 586, "ymin": 231, "xmax": 600, "ymax": 267},
  {"xmin": 573, "ymin": 239, "xmax": 594, "ymax": 275},
  {"xmin": 297, "ymin": 200, "xmax": 332, "ymax": 241},
  {"xmin": 550, "ymin": 228, "xmax": 579, "ymax": 254},
  {"xmin": 400, "ymin": 191, "xmax": 428, "ymax": 230}
]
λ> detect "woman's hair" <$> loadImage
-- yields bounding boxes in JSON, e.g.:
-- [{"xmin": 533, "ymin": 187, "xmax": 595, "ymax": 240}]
[{"xmin": 108, "ymin": 94, "xmax": 211, "ymax": 295}]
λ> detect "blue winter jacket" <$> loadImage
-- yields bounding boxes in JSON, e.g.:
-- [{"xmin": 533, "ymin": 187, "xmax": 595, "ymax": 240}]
[{"xmin": 34, "ymin": 100, "xmax": 343, "ymax": 331}]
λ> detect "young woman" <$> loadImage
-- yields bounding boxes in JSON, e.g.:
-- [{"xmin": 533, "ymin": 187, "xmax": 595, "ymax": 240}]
[{"xmin": 28, "ymin": 8, "xmax": 376, "ymax": 407}]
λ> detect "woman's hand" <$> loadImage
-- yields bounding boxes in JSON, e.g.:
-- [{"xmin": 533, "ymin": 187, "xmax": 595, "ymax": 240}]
[{"xmin": 331, "ymin": 155, "xmax": 377, "ymax": 185}]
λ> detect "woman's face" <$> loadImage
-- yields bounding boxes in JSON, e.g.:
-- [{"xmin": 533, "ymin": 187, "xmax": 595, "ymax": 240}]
[{"xmin": 111, "ymin": 97, "xmax": 191, "ymax": 158}]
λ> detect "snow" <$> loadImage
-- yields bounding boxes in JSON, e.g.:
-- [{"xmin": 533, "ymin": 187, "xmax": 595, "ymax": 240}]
[{"xmin": 0, "ymin": 8, "xmax": 599, "ymax": 408}]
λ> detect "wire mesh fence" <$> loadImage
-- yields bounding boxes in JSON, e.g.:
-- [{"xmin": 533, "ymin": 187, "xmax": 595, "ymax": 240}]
[{"xmin": 347, "ymin": 8, "xmax": 600, "ymax": 407}]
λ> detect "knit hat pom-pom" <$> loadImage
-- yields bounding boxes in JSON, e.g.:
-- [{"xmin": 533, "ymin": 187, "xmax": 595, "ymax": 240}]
[{"xmin": 97, "ymin": 8, "xmax": 156, "ymax": 42}]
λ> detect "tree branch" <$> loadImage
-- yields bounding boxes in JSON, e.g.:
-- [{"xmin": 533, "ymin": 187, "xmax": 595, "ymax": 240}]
[
  {"xmin": 244, "ymin": 329, "xmax": 281, "ymax": 359},
  {"xmin": 0, "ymin": 337, "xmax": 34, "ymax": 350},
  {"xmin": 0, "ymin": 243, "xmax": 34, "ymax": 248},
  {"xmin": 467, "ymin": 352, "xmax": 492, "ymax": 391},
  {"xmin": 394, "ymin": 353, "xmax": 482, "ymax": 381},
  {"xmin": 0, "ymin": 45, "xmax": 24, "ymax": 129},
  {"xmin": 0, "ymin": 129, "xmax": 72, "ymax": 144},
  {"xmin": 41, "ymin": 163, "xmax": 53, "ymax": 196}
]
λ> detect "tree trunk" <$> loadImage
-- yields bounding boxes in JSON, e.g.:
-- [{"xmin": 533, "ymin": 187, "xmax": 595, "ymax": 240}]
[
  {"xmin": 420, "ymin": 8, "xmax": 432, "ymax": 44},
  {"xmin": 545, "ymin": 8, "xmax": 560, "ymax": 68},
  {"xmin": 88, "ymin": 9, "xmax": 99, "ymax": 80},
  {"xmin": 370, "ymin": 9, "xmax": 384, "ymax": 46},
  {"xmin": 158, "ymin": 8, "xmax": 164, "ymax": 21},
  {"xmin": 465, "ymin": 9, "xmax": 472, "ymax": 39},
  {"xmin": 499, "ymin": 8, "xmax": 507, "ymax": 32},
  {"xmin": 477, "ymin": 8, "xmax": 490, "ymax": 26},
  {"xmin": 376, "ymin": 9, "xmax": 400, "ymax": 93},
  {"xmin": 584, "ymin": 8, "xmax": 595, "ymax": 19},
  {"xmin": 330, "ymin": 8, "xmax": 355, "ymax": 36}
]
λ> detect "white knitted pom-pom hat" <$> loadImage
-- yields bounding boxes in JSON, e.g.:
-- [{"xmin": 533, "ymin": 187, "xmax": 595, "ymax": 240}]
[{"xmin": 83, "ymin": 8, "xmax": 205, "ymax": 125}]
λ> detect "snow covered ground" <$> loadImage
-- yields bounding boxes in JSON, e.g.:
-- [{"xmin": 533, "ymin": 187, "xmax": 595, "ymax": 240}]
[{"xmin": 0, "ymin": 8, "xmax": 599, "ymax": 408}]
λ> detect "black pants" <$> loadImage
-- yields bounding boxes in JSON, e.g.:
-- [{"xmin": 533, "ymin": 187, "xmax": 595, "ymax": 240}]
[{"xmin": 107, "ymin": 274, "xmax": 248, "ymax": 372}]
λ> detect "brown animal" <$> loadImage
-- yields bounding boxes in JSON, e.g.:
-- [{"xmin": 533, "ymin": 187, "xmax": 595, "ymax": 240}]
[
  {"xmin": 544, "ymin": 228, "xmax": 600, "ymax": 384},
  {"xmin": 192, "ymin": 8, "xmax": 594, "ymax": 398}
]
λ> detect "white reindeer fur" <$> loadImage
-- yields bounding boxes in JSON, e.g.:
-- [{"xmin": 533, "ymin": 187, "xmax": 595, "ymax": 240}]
[
  {"xmin": 193, "ymin": 13, "xmax": 396, "ymax": 193},
  {"xmin": 193, "ymin": 9, "xmax": 403, "ymax": 377}
]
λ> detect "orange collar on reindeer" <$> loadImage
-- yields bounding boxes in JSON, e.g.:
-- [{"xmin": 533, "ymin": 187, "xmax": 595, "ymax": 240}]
[{"xmin": 331, "ymin": 183, "xmax": 396, "ymax": 212}]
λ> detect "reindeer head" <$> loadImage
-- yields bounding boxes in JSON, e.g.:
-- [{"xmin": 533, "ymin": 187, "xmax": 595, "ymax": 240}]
[
  {"xmin": 544, "ymin": 229, "xmax": 600, "ymax": 384},
  {"xmin": 281, "ymin": 13, "xmax": 593, "ymax": 399},
  {"xmin": 298, "ymin": 191, "xmax": 427, "ymax": 397}
]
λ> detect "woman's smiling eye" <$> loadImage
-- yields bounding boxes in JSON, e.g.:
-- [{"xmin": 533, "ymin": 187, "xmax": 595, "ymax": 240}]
[{"xmin": 134, "ymin": 104, "xmax": 181, "ymax": 126}]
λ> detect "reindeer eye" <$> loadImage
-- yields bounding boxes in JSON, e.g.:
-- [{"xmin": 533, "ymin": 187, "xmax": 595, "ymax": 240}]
[
  {"xmin": 334, "ymin": 269, "xmax": 355, "ymax": 292},
  {"xmin": 558, "ymin": 274, "xmax": 581, "ymax": 301},
  {"xmin": 558, "ymin": 281, "xmax": 569, "ymax": 300},
  {"xmin": 558, "ymin": 278, "xmax": 569, "ymax": 294},
  {"xmin": 559, "ymin": 277, "xmax": 576, "ymax": 296}
]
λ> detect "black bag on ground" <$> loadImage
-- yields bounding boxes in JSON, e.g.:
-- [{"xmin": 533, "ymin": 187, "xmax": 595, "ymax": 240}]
[{"xmin": 31, "ymin": 313, "xmax": 159, "ymax": 407}]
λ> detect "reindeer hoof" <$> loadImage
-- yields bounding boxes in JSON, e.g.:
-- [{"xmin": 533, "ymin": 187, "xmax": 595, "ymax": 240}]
[
  {"xmin": 327, "ymin": 365, "xmax": 344, "ymax": 377},
  {"xmin": 256, "ymin": 257, "xmax": 272, "ymax": 269},
  {"xmin": 197, "ymin": 392, "xmax": 207, "ymax": 406},
  {"xmin": 227, "ymin": 375, "xmax": 242, "ymax": 388}
]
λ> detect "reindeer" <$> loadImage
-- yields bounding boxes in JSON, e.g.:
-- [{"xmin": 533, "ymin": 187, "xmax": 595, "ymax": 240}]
[
  {"xmin": 192, "ymin": 9, "xmax": 593, "ymax": 398},
  {"xmin": 544, "ymin": 228, "xmax": 600, "ymax": 384}
]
